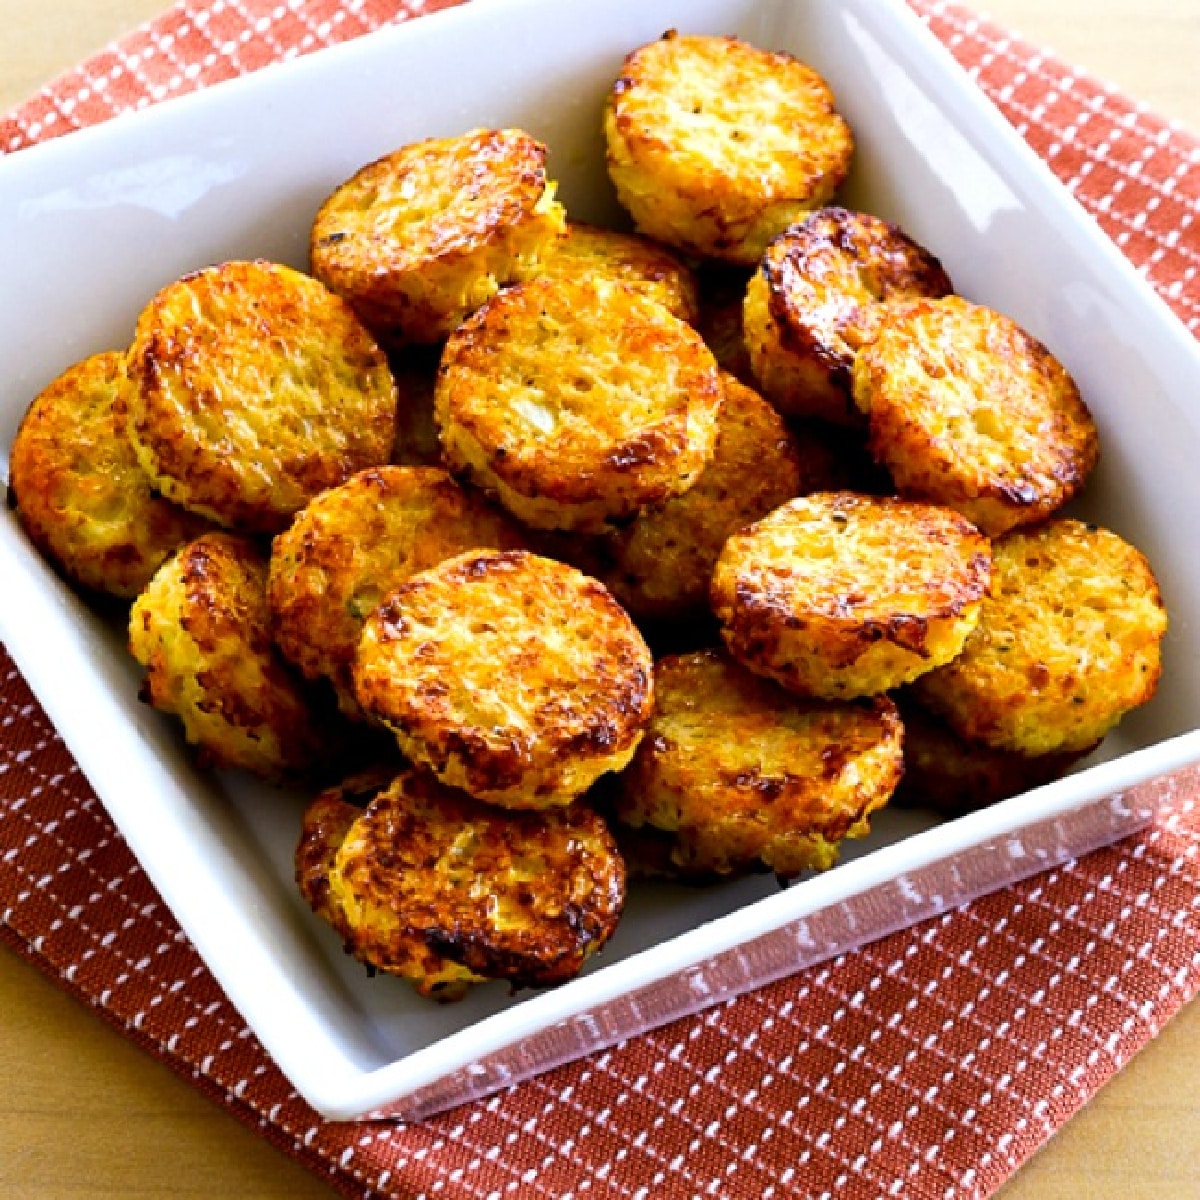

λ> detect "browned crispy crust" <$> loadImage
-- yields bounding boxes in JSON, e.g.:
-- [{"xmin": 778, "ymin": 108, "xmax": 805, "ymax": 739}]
[
  {"xmin": 294, "ymin": 770, "xmax": 394, "ymax": 923},
  {"xmin": 616, "ymin": 649, "xmax": 904, "ymax": 878},
  {"xmin": 353, "ymin": 549, "xmax": 654, "ymax": 808},
  {"xmin": 268, "ymin": 465, "xmax": 527, "ymax": 716},
  {"xmin": 126, "ymin": 260, "xmax": 397, "ymax": 533},
  {"xmin": 435, "ymin": 276, "xmax": 723, "ymax": 532},
  {"xmin": 8, "ymin": 350, "xmax": 210, "ymax": 598},
  {"xmin": 711, "ymin": 491, "xmax": 992, "ymax": 699},
  {"xmin": 296, "ymin": 768, "xmax": 626, "ymax": 998},
  {"xmin": 851, "ymin": 296, "xmax": 1099, "ymax": 536},
  {"xmin": 605, "ymin": 31, "xmax": 854, "ymax": 264},
  {"xmin": 744, "ymin": 207, "xmax": 953, "ymax": 425},
  {"xmin": 310, "ymin": 128, "xmax": 565, "ymax": 346}
]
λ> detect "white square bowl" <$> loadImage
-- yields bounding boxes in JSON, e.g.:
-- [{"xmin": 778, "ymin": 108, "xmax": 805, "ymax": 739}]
[{"xmin": 2, "ymin": 0, "xmax": 1199, "ymax": 1122}]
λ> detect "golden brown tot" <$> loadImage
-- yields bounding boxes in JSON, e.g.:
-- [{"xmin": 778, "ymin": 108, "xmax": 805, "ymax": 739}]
[
  {"xmin": 605, "ymin": 32, "xmax": 854, "ymax": 265},
  {"xmin": 296, "ymin": 768, "xmax": 626, "ymax": 1000},
  {"xmin": 353, "ymin": 549, "xmax": 654, "ymax": 808},
  {"xmin": 584, "ymin": 372, "xmax": 807, "ymax": 623},
  {"xmin": 128, "ymin": 532, "xmax": 338, "ymax": 780},
  {"xmin": 267, "ymin": 465, "xmax": 528, "ymax": 717},
  {"xmin": 744, "ymin": 207, "xmax": 953, "ymax": 425},
  {"xmin": 125, "ymin": 260, "xmax": 397, "ymax": 534},
  {"xmin": 891, "ymin": 695, "xmax": 1090, "ymax": 817},
  {"xmin": 435, "ymin": 276, "xmax": 723, "ymax": 533},
  {"xmin": 311, "ymin": 128, "xmax": 566, "ymax": 345},
  {"xmin": 711, "ymin": 491, "xmax": 992, "ymax": 699},
  {"xmin": 8, "ymin": 351, "xmax": 209, "ymax": 598},
  {"xmin": 616, "ymin": 650, "xmax": 904, "ymax": 879},
  {"xmin": 527, "ymin": 221, "xmax": 700, "ymax": 325},
  {"xmin": 912, "ymin": 519, "xmax": 1167, "ymax": 756},
  {"xmin": 852, "ymin": 296, "xmax": 1099, "ymax": 536}
]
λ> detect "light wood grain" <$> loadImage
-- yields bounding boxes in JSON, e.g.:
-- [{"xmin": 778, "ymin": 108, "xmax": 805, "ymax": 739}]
[
  {"xmin": 1, "ymin": 2, "xmax": 1197, "ymax": 1197},
  {"xmin": 970, "ymin": 0, "xmax": 1200, "ymax": 134},
  {"xmin": 0, "ymin": 947, "xmax": 339, "ymax": 1199},
  {"xmin": 0, "ymin": 0, "xmax": 170, "ymax": 111}
]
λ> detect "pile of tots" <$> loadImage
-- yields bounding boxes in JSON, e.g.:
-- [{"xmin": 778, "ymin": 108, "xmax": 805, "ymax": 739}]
[{"xmin": 8, "ymin": 32, "xmax": 1167, "ymax": 1000}]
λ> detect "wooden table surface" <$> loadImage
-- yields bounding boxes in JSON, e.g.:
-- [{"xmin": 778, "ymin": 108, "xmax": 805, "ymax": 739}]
[{"xmin": 1, "ymin": 1, "xmax": 1197, "ymax": 1197}]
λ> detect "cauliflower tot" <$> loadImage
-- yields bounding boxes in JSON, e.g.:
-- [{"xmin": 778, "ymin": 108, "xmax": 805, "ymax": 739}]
[
  {"xmin": 913, "ymin": 519, "xmax": 1167, "ymax": 755},
  {"xmin": 311, "ymin": 128, "xmax": 566, "ymax": 346},
  {"xmin": 435, "ymin": 276, "xmax": 722, "ymax": 533},
  {"xmin": 528, "ymin": 220, "xmax": 700, "ymax": 325},
  {"xmin": 129, "ymin": 532, "xmax": 338, "ymax": 780},
  {"xmin": 605, "ymin": 31, "xmax": 854, "ymax": 265},
  {"xmin": 268, "ymin": 465, "xmax": 528, "ymax": 717},
  {"xmin": 296, "ymin": 768, "xmax": 626, "ymax": 999},
  {"xmin": 125, "ymin": 260, "xmax": 397, "ymax": 533},
  {"xmin": 892, "ymin": 694, "xmax": 1091, "ymax": 817},
  {"xmin": 584, "ymin": 372, "xmax": 806, "ymax": 622},
  {"xmin": 616, "ymin": 650, "xmax": 903, "ymax": 879},
  {"xmin": 353, "ymin": 549, "xmax": 654, "ymax": 808},
  {"xmin": 711, "ymin": 491, "xmax": 992, "ymax": 699},
  {"xmin": 852, "ymin": 295, "xmax": 1098, "ymax": 536},
  {"xmin": 744, "ymin": 207, "xmax": 953, "ymax": 425},
  {"xmin": 8, "ymin": 350, "xmax": 209, "ymax": 599}
]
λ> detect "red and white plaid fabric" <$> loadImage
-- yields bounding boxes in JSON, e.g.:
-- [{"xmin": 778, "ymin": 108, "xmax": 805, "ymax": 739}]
[{"xmin": 1, "ymin": 3, "xmax": 1198, "ymax": 1197}]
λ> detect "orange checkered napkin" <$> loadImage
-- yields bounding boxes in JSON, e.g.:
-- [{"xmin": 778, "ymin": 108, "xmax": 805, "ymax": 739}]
[{"xmin": 2, "ymin": 3, "xmax": 1198, "ymax": 1198}]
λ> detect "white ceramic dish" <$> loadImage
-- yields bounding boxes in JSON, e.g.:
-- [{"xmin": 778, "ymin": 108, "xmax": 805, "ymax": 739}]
[{"xmin": 2, "ymin": 0, "xmax": 1199, "ymax": 1123}]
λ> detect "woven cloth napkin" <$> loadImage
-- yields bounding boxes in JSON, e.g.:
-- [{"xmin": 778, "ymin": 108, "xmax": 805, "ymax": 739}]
[{"xmin": 2, "ymin": 2, "xmax": 1198, "ymax": 1197}]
